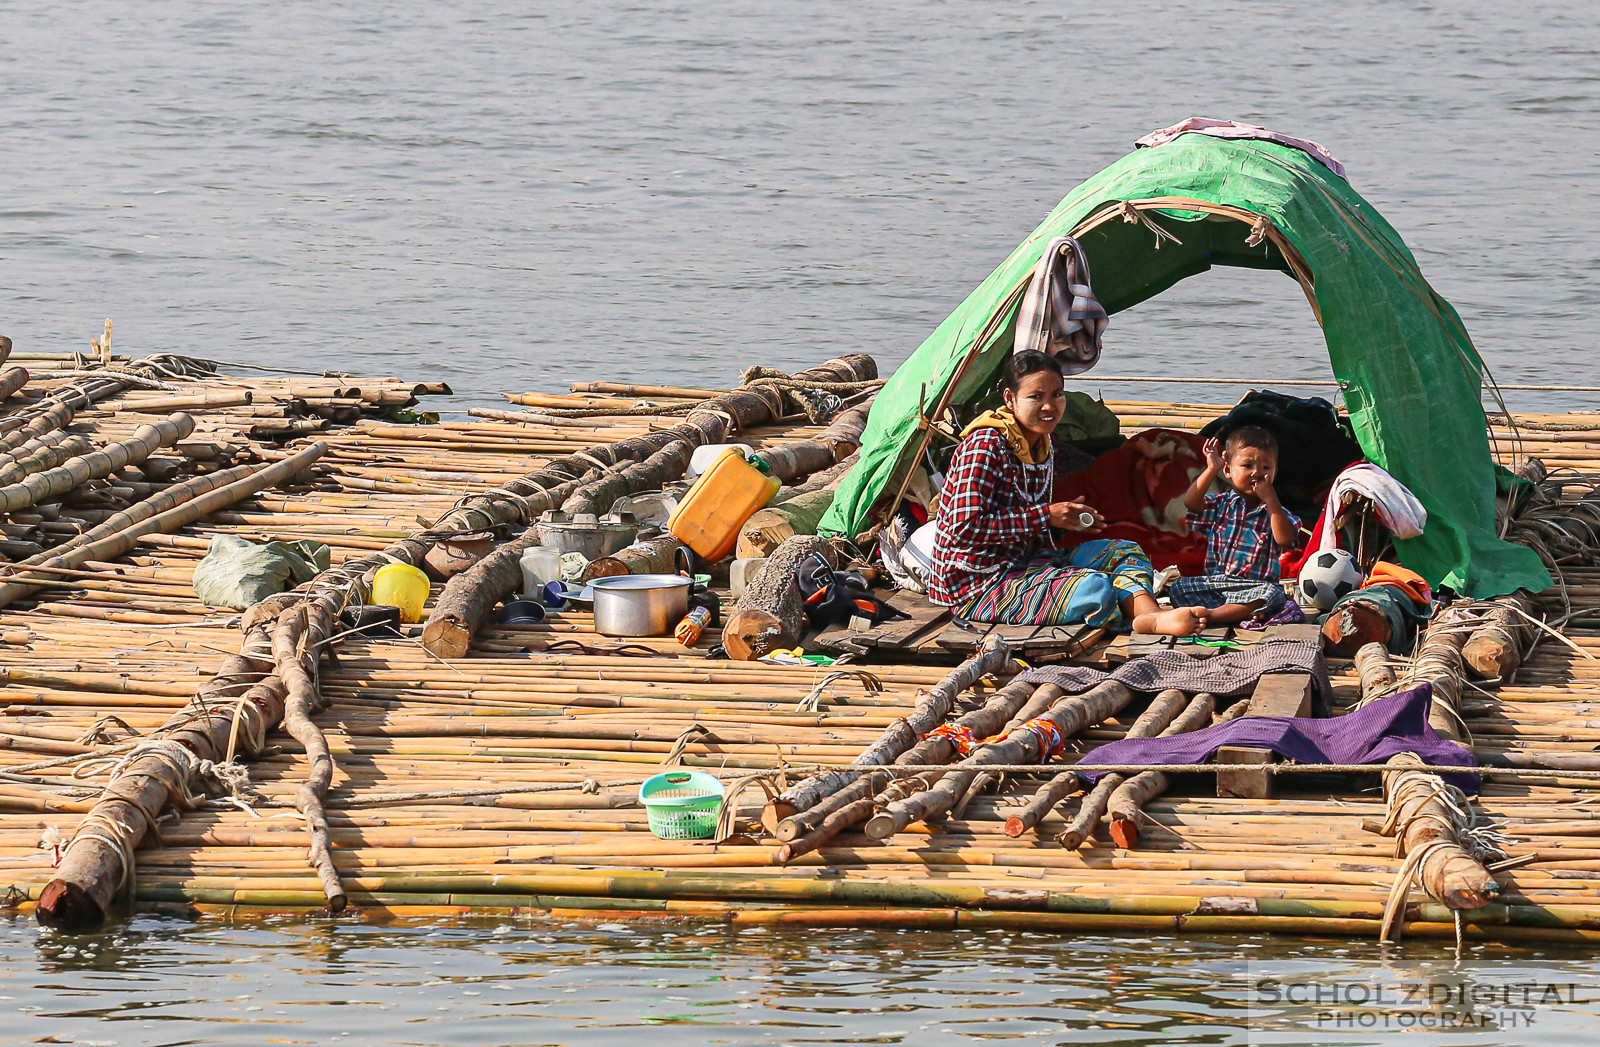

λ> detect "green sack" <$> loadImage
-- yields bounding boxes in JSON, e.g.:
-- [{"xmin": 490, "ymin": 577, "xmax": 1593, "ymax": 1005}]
[
  {"xmin": 1055, "ymin": 391, "xmax": 1121, "ymax": 446},
  {"xmin": 192, "ymin": 534, "xmax": 332, "ymax": 611}
]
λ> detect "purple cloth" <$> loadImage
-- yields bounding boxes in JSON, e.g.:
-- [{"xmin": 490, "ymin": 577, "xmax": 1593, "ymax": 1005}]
[{"xmin": 1074, "ymin": 683, "xmax": 1478, "ymax": 791}]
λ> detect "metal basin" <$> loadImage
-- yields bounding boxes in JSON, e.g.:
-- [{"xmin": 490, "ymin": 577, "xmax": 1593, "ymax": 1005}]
[
  {"xmin": 591, "ymin": 573, "xmax": 692, "ymax": 637},
  {"xmin": 536, "ymin": 511, "xmax": 638, "ymax": 561}
]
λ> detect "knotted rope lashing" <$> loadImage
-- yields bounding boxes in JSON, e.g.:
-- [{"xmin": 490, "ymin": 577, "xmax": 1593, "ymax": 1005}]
[
  {"xmin": 795, "ymin": 669, "xmax": 883, "ymax": 714},
  {"xmin": 663, "ymin": 724, "xmax": 716, "ymax": 766},
  {"xmin": 711, "ymin": 773, "xmax": 782, "ymax": 844},
  {"xmin": 62, "ymin": 737, "xmax": 263, "ymax": 904},
  {"xmin": 1377, "ymin": 758, "xmax": 1507, "ymax": 943},
  {"xmin": 738, "ymin": 366, "xmax": 885, "ymax": 424}
]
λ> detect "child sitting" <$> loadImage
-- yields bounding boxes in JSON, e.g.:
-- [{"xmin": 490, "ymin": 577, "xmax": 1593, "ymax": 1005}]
[{"xmin": 1170, "ymin": 426, "xmax": 1301, "ymax": 625}]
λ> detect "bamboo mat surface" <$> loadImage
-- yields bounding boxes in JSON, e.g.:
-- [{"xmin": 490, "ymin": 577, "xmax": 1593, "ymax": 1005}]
[{"xmin": 5, "ymin": 358, "xmax": 1600, "ymax": 943}]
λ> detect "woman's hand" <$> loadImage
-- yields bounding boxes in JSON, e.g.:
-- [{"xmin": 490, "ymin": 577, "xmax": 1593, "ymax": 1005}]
[{"xmin": 1048, "ymin": 502, "xmax": 1103, "ymax": 532}]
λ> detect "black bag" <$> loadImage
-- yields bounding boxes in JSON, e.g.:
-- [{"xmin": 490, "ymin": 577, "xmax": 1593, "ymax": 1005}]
[{"xmin": 795, "ymin": 553, "xmax": 907, "ymax": 629}]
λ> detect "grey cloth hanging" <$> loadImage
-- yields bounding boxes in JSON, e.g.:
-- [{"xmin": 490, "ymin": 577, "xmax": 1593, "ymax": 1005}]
[{"xmin": 1012, "ymin": 235, "xmax": 1108, "ymax": 374}]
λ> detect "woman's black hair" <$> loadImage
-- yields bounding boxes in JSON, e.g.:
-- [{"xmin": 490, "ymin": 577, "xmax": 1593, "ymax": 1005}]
[{"xmin": 1001, "ymin": 350, "xmax": 1064, "ymax": 394}]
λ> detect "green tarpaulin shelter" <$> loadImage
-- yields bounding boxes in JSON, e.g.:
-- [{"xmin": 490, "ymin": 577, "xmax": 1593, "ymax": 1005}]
[{"xmin": 818, "ymin": 133, "xmax": 1549, "ymax": 598}]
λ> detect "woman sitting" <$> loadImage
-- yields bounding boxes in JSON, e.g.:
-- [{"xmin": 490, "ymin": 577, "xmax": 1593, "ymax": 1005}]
[{"xmin": 927, "ymin": 351, "xmax": 1207, "ymax": 636}]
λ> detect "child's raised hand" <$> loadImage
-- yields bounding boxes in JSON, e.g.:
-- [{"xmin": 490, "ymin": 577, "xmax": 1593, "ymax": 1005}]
[{"xmin": 1202, "ymin": 437, "xmax": 1225, "ymax": 472}]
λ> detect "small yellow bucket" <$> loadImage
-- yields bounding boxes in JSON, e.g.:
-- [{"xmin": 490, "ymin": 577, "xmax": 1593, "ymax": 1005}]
[{"xmin": 371, "ymin": 562, "xmax": 430, "ymax": 623}]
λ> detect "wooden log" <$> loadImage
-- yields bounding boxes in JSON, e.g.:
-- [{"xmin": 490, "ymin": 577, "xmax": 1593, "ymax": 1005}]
[
  {"xmin": 736, "ymin": 488, "xmax": 836, "ymax": 559},
  {"xmin": 1215, "ymin": 672, "xmax": 1314, "ymax": 799},
  {"xmin": 770, "ymin": 452, "xmax": 857, "ymax": 505},
  {"xmin": 36, "ymin": 622, "xmax": 286, "ymax": 928},
  {"xmin": 418, "ymin": 469, "xmax": 601, "ymax": 659},
  {"xmin": 0, "ymin": 365, "xmax": 28, "ymax": 403},
  {"xmin": 770, "ymin": 634, "xmax": 1010, "ymax": 818},
  {"xmin": 1105, "ymin": 692, "xmax": 1217, "ymax": 847},
  {"xmin": 0, "ymin": 445, "xmax": 328, "ymax": 608},
  {"xmin": 0, "ymin": 335, "xmax": 10, "ymax": 367},
  {"xmin": 1349, "ymin": 642, "xmax": 1499, "ymax": 925},
  {"xmin": 867, "ymin": 681, "xmax": 1140, "ymax": 842},
  {"xmin": 273, "ymin": 601, "xmax": 346, "ymax": 911},
  {"xmin": 0, "ymin": 434, "xmax": 95, "ymax": 486},
  {"xmin": 1055, "ymin": 689, "xmax": 1190, "ymax": 849},
  {"xmin": 0, "ymin": 413, "xmax": 195, "ymax": 514},
  {"xmin": 815, "ymin": 397, "xmax": 874, "ymax": 459},
  {"xmin": 1402, "ymin": 604, "xmax": 1476, "ymax": 743},
  {"xmin": 560, "ymin": 440, "xmax": 693, "ymax": 517},
  {"xmin": 721, "ymin": 534, "xmax": 837, "ymax": 662},
  {"xmin": 753, "ymin": 441, "xmax": 834, "ymax": 484},
  {"xmin": 1354, "ymin": 640, "xmax": 1399, "ymax": 698},
  {"xmin": 586, "ymin": 534, "xmax": 685, "ymax": 579},
  {"xmin": 776, "ymin": 678, "xmax": 1050, "ymax": 862},
  {"xmin": 1462, "ymin": 590, "xmax": 1538, "ymax": 680}
]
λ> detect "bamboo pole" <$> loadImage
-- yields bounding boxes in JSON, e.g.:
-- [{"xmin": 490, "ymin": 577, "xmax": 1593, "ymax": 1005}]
[
  {"xmin": 0, "ymin": 445, "xmax": 329, "ymax": 608},
  {"xmin": 0, "ymin": 413, "xmax": 195, "ymax": 513},
  {"xmin": 0, "ymin": 366, "xmax": 28, "ymax": 403}
]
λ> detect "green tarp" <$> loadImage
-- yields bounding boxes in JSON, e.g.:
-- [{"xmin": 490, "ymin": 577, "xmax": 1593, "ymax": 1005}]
[{"xmin": 819, "ymin": 134, "xmax": 1549, "ymax": 598}]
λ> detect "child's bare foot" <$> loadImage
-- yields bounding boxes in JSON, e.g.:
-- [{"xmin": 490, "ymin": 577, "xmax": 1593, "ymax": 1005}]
[{"xmin": 1135, "ymin": 606, "xmax": 1209, "ymax": 636}]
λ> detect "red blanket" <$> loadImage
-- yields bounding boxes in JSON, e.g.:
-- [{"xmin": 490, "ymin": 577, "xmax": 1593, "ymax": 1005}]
[{"xmin": 1054, "ymin": 428, "xmax": 1208, "ymax": 574}]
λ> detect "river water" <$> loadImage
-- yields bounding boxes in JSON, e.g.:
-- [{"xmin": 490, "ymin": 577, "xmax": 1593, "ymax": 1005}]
[{"xmin": 5, "ymin": 1, "xmax": 1600, "ymax": 1043}]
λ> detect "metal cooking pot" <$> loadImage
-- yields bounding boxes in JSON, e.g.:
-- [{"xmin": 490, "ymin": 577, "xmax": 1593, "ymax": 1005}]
[
  {"xmin": 591, "ymin": 573, "xmax": 693, "ymax": 637},
  {"xmin": 536, "ymin": 511, "xmax": 639, "ymax": 561}
]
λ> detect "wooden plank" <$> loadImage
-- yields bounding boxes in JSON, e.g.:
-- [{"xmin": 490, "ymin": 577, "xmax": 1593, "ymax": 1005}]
[
  {"xmin": 1264, "ymin": 622, "xmax": 1323, "ymax": 645},
  {"xmin": 1215, "ymin": 671, "xmax": 1315, "ymax": 799},
  {"xmin": 858, "ymin": 598, "xmax": 950, "ymax": 650}
]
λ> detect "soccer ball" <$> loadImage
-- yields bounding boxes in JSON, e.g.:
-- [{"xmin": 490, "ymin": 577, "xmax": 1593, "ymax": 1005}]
[{"xmin": 1297, "ymin": 548, "xmax": 1364, "ymax": 612}]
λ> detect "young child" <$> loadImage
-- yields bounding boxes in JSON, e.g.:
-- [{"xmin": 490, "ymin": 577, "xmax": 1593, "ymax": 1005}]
[{"xmin": 1170, "ymin": 426, "xmax": 1301, "ymax": 625}]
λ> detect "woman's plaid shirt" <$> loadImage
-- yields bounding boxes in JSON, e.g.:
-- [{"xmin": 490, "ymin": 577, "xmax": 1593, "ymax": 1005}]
[{"xmin": 928, "ymin": 427, "xmax": 1054, "ymax": 606}]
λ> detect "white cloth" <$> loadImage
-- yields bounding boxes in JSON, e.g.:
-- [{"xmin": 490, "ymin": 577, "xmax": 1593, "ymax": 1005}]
[
  {"xmin": 877, "ymin": 518, "xmax": 939, "ymax": 594},
  {"xmin": 1315, "ymin": 463, "xmax": 1426, "ymax": 551}
]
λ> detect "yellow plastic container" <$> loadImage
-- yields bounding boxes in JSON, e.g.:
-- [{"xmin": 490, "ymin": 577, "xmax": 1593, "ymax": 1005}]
[
  {"xmin": 668, "ymin": 448, "xmax": 781, "ymax": 562},
  {"xmin": 371, "ymin": 562, "xmax": 430, "ymax": 624}
]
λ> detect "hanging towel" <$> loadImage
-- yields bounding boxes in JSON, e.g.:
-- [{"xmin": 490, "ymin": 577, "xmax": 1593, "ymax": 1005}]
[
  {"xmin": 1012, "ymin": 235, "xmax": 1107, "ymax": 374},
  {"xmin": 1315, "ymin": 463, "xmax": 1427, "ymax": 551}
]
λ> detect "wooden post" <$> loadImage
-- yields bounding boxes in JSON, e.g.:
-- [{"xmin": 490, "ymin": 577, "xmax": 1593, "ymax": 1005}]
[{"xmin": 1214, "ymin": 672, "xmax": 1314, "ymax": 799}]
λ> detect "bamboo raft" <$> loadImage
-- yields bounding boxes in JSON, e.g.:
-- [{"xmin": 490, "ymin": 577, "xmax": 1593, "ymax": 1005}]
[{"xmin": 4, "ymin": 340, "xmax": 1600, "ymax": 944}]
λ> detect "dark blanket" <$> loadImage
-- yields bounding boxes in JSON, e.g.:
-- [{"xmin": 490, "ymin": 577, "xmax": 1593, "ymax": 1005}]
[
  {"xmin": 1197, "ymin": 390, "xmax": 1363, "ymax": 511},
  {"xmin": 1071, "ymin": 683, "xmax": 1478, "ymax": 791},
  {"xmin": 1020, "ymin": 638, "xmax": 1334, "ymax": 716}
]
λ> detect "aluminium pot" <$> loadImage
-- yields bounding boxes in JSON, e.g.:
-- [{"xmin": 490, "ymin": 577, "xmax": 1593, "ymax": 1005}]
[{"xmin": 591, "ymin": 573, "xmax": 693, "ymax": 637}]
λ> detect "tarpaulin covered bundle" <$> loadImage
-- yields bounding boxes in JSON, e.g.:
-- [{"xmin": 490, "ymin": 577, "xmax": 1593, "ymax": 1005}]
[{"xmin": 818, "ymin": 133, "xmax": 1549, "ymax": 598}]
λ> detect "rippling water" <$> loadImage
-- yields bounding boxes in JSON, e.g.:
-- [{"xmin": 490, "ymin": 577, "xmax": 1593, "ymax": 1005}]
[
  {"xmin": 3, "ymin": 2, "xmax": 1598, "ymax": 409},
  {"xmin": 9, "ymin": 916, "xmax": 1600, "ymax": 1046},
  {"xmin": 5, "ymin": 3, "xmax": 1600, "ymax": 1042}
]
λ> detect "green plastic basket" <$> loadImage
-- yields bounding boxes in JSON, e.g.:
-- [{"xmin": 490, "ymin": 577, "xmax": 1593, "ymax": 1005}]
[{"xmin": 639, "ymin": 771, "xmax": 724, "ymax": 841}]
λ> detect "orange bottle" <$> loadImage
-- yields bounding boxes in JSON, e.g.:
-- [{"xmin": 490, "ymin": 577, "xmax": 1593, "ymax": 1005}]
[{"xmin": 668, "ymin": 448, "xmax": 781, "ymax": 562}]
